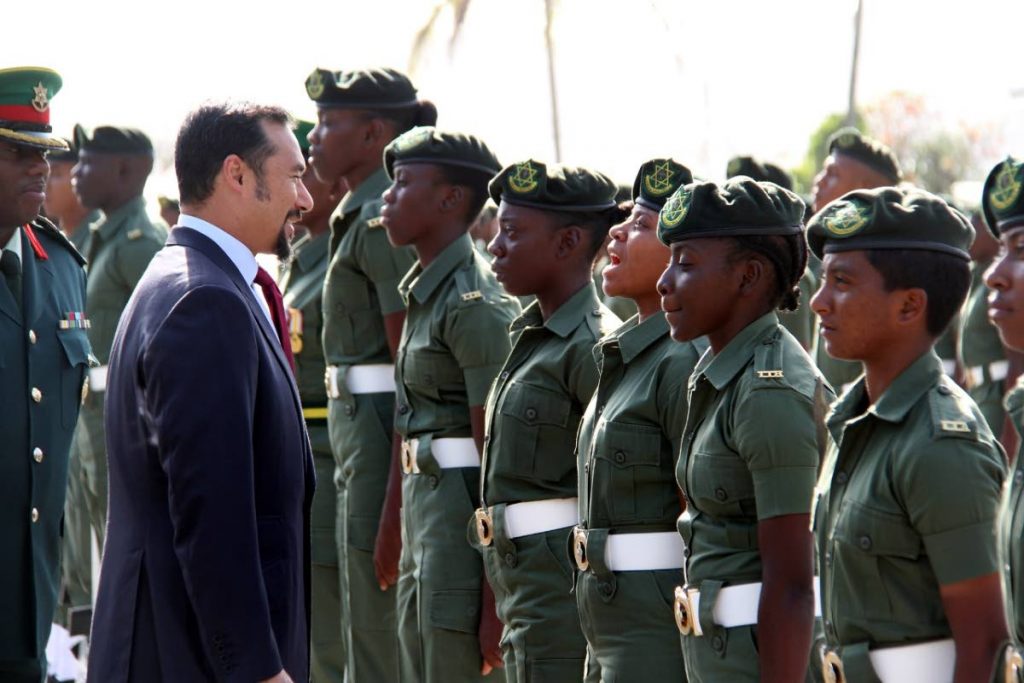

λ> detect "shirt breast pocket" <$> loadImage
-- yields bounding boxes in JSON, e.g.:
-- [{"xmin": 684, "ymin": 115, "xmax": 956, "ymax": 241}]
[
  {"xmin": 58, "ymin": 329, "xmax": 91, "ymax": 428},
  {"xmin": 403, "ymin": 350, "xmax": 462, "ymax": 401},
  {"xmin": 687, "ymin": 452, "xmax": 755, "ymax": 518},
  {"xmin": 497, "ymin": 381, "xmax": 576, "ymax": 483},
  {"xmin": 326, "ymin": 273, "xmax": 378, "ymax": 350},
  {"xmin": 593, "ymin": 421, "xmax": 665, "ymax": 523}
]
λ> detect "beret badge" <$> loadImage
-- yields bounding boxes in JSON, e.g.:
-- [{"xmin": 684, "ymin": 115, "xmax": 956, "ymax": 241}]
[
  {"xmin": 305, "ymin": 71, "xmax": 325, "ymax": 99},
  {"xmin": 989, "ymin": 160, "xmax": 1023, "ymax": 214},
  {"xmin": 824, "ymin": 199, "xmax": 873, "ymax": 237},
  {"xmin": 643, "ymin": 160, "xmax": 677, "ymax": 198},
  {"xmin": 508, "ymin": 161, "xmax": 540, "ymax": 194}
]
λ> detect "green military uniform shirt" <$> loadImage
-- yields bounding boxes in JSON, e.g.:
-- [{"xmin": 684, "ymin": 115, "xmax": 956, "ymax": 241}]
[
  {"xmin": 680, "ymin": 313, "xmax": 829, "ymax": 586},
  {"xmin": 959, "ymin": 260, "xmax": 1008, "ymax": 434},
  {"xmin": 578, "ymin": 314, "xmax": 703, "ymax": 532},
  {"xmin": 814, "ymin": 350, "xmax": 1005, "ymax": 648},
  {"xmin": 395, "ymin": 234, "xmax": 520, "ymax": 441},
  {"xmin": 67, "ymin": 208, "xmax": 101, "ymax": 254},
  {"xmin": 73, "ymin": 196, "xmax": 164, "ymax": 546},
  {"xmin": 322, "ymin": 168, "xmax": 414, "ymax": 365},
  {"xmin": 1002, "ymin": 378, "xmax": 1024, "ymax": 647},
  {"xmin": 481, "ymin": 283, "xmax": 621, "ymax": 505},
  {"xmin": 0, "ymin": 220, "xmax": 90, "ymax": 671},
  {"xmin": 778, "ymin": 267, "xmax": 818, "ymax": 351},
  {"xmin": 283, "ymin": 230, "xmax": 330, "ymax": 413}
]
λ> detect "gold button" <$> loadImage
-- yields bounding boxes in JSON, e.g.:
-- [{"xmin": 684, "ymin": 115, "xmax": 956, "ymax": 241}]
[
  {"xmin": 28, "ymin": 329, "xmax": 36, "ymax": 344},
  {"xmin": 32, "ymin": 447, "xmax": 43, "ymax": 463},
  {"xmin": 31, "ymin": 388, "xmax": 42, "ymax": 403},
  {"xmin": 31, "ymin": 508, "xmax": 39, "ymax": 523}
]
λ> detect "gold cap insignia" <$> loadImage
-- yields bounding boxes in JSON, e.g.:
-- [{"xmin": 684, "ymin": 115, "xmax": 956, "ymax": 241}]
[
  {"xmin": 394, "ymin": 126, "xmax": 432, "ymax": 152},
  {"xmin": 508, "ymin": 161, "xmax": 539, "ymax": 194},
  {"xmin": 31, "ymin": 82, "xmax": 49, "ymax": 113},
  {"xmin": 306, "ymin": 70, "xmax": 326, "ymax": 99},
  {"xmin": 660, "ymin": 187, "xmax": 691, "ymax": 228},
  {"xmin": 643, "ymin": 160, "xmax": 677, "ymax": 197},
  {"xmin": 989, "ymin": 160, "xmax": 1022, "ymax": 213},
  {"xmin": 823, "ymin": 199, "xmax": 872, "ymax": 237}
]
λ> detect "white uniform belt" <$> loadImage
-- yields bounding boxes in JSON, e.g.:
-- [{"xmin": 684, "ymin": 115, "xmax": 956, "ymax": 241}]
[
  {"xmin": 968, "ymin": 359, "xmax": 1010, "ymax": 387},
  {"xmin": 604, "ymin": 531, "xmax": 685, "ymax": 571},
  {"xmin": 88, "ymin": 365, "xmax": 108, "ymax": 392},
  {"xmin": 504, "ymin": 498, "xmax": 578, "ymax": 539},
  {"xmin": 868, "ymin": 638, "xmax": 955, "ymax": 683},
  {"xmin": 674, "ymin": 581, "xmax": 822, "ymax": 637},
  {"xmin": 325, "ymin": 364, "xmax": 395, "ymax": 397},
  {"xmin": 401, "ymin": 437, "xmax": 478, "ymax": 474}
]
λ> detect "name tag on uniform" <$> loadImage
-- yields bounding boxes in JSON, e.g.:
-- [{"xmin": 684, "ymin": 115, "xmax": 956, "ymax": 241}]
[{"xmin": 59, "ymin": 312, "xmax": 90, "ymax": 329}]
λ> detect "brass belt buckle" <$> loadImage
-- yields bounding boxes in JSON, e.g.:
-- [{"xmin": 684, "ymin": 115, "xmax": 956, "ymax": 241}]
[
  {"xmin": 475, "ymin": 508, "xmax": 494, "ymax": 546},
  {"xmin": 1006, "ymin": 646, "xmax": 1024, "ymax": 683},
  {"xmin": 572, "ymin": 527, "xmax": 589, "ymax": 571},
  {"xmin": 822, "ymin": 649, "xmax": 844, "ymax": 683},
  {"xmin": 673, "ymin": 585, "xmax": 700, "ymax": 636},
  {"xmin": 400, "ymin": 440, "xmax": 416, "ymax": 474}
]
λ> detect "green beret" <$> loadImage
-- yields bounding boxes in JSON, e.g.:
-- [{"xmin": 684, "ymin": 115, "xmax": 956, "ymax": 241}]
[
  {"xmin": 0, "ymin": 67, "xmax": 69, "ymax": 151},
  {"xmin": 488, "ymin": 159, "xmax": 617, "ymax": 212},
  {"xmin": 657, "ymin": 177, "xmax": 805, "ymax": 245},
  {"xmin": 74, "ymin": 123, "xmax": 153, "ymax": 155},
  {"xmin": 726, "ymin": 155, "xmax": 793, "ymax": 191},
  {"xmin": 827, "ymin": 127, "xmax": 902, "ymax": 184},
  {"xmin": 305, "ymin": 67, "xmax": 417, "ymax": 109},
  {"xmin": 807, "ymin": 186, "xmax": 973, "ymax": 261},
  {"xmin": 383, "ymin": 126, "xmax": 501, "ymax": 179},
  {"xmin": 632, "ymin": 158, "xmax": 694, "ymax": 212},
  {"xmin": 982, "ymin": 157, "xmax": 1024, "ymax": 237},
  {"xmin": 293, "ymin": 119, "xmax": 314, "ymax": 155}
]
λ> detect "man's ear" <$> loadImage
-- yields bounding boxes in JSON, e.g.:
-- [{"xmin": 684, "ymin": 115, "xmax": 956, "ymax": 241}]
[
  {"xmin": 737, "ymin": 257, "xmax": 766, "ymax": 298},
  {"xmin": 896, "ymin": 287, "xmax": 928, "ymax": 327},
  {"xmin": 555, "ymin": 224, "xmax": 582, "ymax": 259},
  {"xmin": 222, "ymin": 154, "xmax": 247, "ymax": 194},
  {"xmin": 439, "ymin": 185, "xmax": 465, "ymax": 214}
]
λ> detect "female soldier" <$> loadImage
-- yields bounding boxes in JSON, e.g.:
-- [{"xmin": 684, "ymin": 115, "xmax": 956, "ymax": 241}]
[
  {"xmin": 472, "ymin": 160, "xmax": 621, "ymax": 681},
  {"xmin": 378, "ymin": 127, "xmax": 521, "ymax": 681},
  {"xmin": 656, "ymin": 177, "xmax": 831, "ymax": 682},
  {"xmin": 982, "ymin": 156, "xmax": 1024, "ymax": 683},
  {"xmin": 572, "ymin": 158, "xmax": 703, "ymax": 682},
  {"xmin": 305, "ymin": 66, "xmax": 435, "ymax": 682}
]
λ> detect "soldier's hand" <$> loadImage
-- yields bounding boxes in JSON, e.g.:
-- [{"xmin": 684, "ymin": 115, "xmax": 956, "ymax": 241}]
[
  {"xmin": 373, "ymin": 507, "xmax": 401, "ymax": 590},
  {"xmin": 479, "ymin": 583, "xmax": 504, "ymax": 674}
]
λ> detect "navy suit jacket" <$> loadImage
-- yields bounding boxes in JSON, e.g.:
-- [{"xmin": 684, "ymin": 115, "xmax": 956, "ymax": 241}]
[{"xmin": 88, "ymin": 227, "xmax": 314, "ymax": 682}]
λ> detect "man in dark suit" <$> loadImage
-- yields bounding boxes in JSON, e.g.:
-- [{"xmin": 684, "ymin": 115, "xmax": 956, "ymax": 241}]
[{"xmin": 88, "ymin": 102, "xmax": 315, "ymax": 682}]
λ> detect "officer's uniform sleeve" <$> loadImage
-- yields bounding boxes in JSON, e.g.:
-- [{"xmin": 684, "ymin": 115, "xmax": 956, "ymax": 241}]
[
  {"xmin": 734, "ymin": 386, "xmax": 820, "ymax": 520},
  {"xmin": 355, "ymin": 209, "xmax": 416, "ymax": 316},
  {"xmin": 447, "ymin": 298, "xmax": 517, "ymax": 406},
  {"xmin": 897, "ymin": 437, "xmax": 1006, "ymax": 584}
]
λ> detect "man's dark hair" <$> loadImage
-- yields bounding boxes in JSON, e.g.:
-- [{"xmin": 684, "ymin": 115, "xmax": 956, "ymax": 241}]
[
  {"xmin": 436, "ymin": 164, "xmax": 492, "ymax": 224},
  {"xmin": 175, "ymin": 102, "xmax": 292, "ymax": 205},
  {"xmin": 729, "ymin": 233, "xmax": 809, "ymax": 312},
  {"xmin": 363, "ymin": 101, "xmax": 438, "ymax": 138},
  {"xmin": 866, "ymin": 249, "xmax": 970, "ymax": 336}
]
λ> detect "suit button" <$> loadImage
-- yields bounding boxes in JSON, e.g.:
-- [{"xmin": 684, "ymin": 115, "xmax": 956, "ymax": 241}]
[
  {"xmin": 31, "ymin": 508, "xmax": 39, "ymax": 523},
  {"xmin": 835, "ymin": 471, "xmax": 848, "ymax": 485},
  {"xmin": 525, "ymin": 408, "xmax": 537, "ymax": 420},
  {"xmin": 428, "ymin": 476, "xmax": 439, "ymax": 489},
  {"xmin": 505, "ymin": 553, "xmax": 517, "ymax": 568},
  {"xmin": 28, "ymin": 329, "xmax": 36, "ymax": 344},
  {"xmin": 858, "ymin": 535, "xmax": 872, "ymax": 551},
  {"xmin": 614, "ymin": 451, "xmax": 626, "ymax": 464},
  {"xmin": 714, "ymin": 487, "xmax": 728, "ymax": 501},
  {"xmin": 32, "ymin": 447, "xmax": 43, "ymax": 463},
  {"xmin": 31, "ymin": 387, "xmax": 42, "ymax": 403},
  {"xmin": 398, "ymin": 404, "xmax": 409, "ymax": 415}
]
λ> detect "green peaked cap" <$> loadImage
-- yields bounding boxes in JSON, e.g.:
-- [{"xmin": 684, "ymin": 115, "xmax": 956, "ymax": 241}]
[
  {"xmin": 488, "ymin": 159, "xmax": 617, "ymax": 212},
  {"xmin": 632, "ymin": 158, "xmax": 693, "ymax": 212},
  {"xmin": 807, "ymin": 185, "xmax": 973, "ymax": 260},
  {"xmin": 383, "ymin": 126, "xmax": 501, "ymax": 178},
  {"xmin": 657, "ymin": 177, "xmax": 805, "ymax": 245},
  {"xmin": 0, "ymin": 66, "xmax": 69, "ymax": 151},
  {"xmin": 982, "ymin": 156, "xmax": 1024, "ymax": 238}
]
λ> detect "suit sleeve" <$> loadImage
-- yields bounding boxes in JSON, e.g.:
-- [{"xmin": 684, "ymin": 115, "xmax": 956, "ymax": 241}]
[{"xmin": 142, "ymin": 285, "xmax": 283, "ymax": 682}]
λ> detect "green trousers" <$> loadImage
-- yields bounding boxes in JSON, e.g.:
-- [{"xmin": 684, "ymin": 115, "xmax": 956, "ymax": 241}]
[
  {"xmin": 58, "ymin": 442, "xmax": 92, "ymax": 625},
  {"xmin": 475, "ymin": 505, "xmax": 586, "ymax": 683},
  {"xmin": 398, "ymin": 461, "xmax": 487, "ymax": 683},
  {"xmin": 309, "ymin": 421, "xmax": 346, "ymax": 683},
  {"xmin": 574, "ymin": 537, "xmax": 686, "ymax": 682},
  {"xmin": 328, "ymin": 392, "xmax": 400, "ymax": 682}
]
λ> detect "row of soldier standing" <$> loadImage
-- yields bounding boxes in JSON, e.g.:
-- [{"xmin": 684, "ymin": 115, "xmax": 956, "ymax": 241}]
[{"xmin": 3, "ymin": 62, "xmax": 1024, "ymax": 683}]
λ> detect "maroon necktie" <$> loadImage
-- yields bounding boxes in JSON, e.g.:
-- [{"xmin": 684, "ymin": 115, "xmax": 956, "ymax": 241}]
[{"xmin": 254, "ymin": 266, "xmax": 295, "ymax": 372}]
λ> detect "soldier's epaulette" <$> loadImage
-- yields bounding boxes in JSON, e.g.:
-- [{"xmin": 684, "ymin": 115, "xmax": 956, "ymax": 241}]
[
  {"xmin": 126, "ymin": 228, "xmax": 143, "ymax": 240},
  {"xmin": 30, "ymin": 216, "xmax": 86, "ymax": 266},
  {"xmin": 366, "ymin": 216, "xmax": 384, "ymax": 229},
  {"xmin": 454, "ymin": 267, "xmax": 486, "ymax": 307},
  {"xmin": 927, "ymin": 377, "xmax": 981, "ymax": 441},
  {"xmin": 752, "ymin": 329, "xmax": 786, "ymax": 383}
]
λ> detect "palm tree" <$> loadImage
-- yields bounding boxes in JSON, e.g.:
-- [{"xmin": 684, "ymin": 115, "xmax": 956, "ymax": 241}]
[{"xmin": 407, "ymin": 0, "xmax": 564, "ymax": 161}]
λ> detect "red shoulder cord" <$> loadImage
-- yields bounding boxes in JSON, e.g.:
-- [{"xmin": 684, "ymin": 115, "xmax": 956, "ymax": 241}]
[{"xmin": 21, "ymin": 223, "xmax": 48, "ymax": 260}]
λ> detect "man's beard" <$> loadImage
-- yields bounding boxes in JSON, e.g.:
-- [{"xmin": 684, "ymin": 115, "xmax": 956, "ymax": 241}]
[{"xmin": 275, "ymin": 226, "xmax": 293, "ymax": 264}]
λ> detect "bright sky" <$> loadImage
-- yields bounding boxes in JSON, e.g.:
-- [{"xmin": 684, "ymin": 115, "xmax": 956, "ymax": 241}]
[{"xmin": 5, "ymin": 0, "xmax": 1023, "ymax": 201}]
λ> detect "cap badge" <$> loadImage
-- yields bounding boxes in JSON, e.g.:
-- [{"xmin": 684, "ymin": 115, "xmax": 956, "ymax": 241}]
[
  {"xmin": 306, "ymin": 71, "xmax": 325, "ymax": 99},
  {"xmin": 508, "ymin": 161, "xmax": 539, "ymax": 194},
  {"xmin": 660, "ymin": 187, "xmax": 691, "ymax": 228},
  {"xmin": 394, "ymin": 127, "xmax": 432, "ymax": 152},
  {"xmin": 643, "ymin": 160, "xmax": 676, "ymax": 197},
  {"xmin": 31, "ymin": 82, "xmax": 49, "ymax": 113},
  {"xmin": 823, "ymin": 200, "xmax": 872, "ymax": 237},
  {"xmin": 989, "ymin": 161, "xmax": 1022, "ymax": 213}
]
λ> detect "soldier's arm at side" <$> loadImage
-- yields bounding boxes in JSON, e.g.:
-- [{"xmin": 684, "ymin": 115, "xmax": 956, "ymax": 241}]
[{"xmin": 939, "ymin": 572, "xmax": 1006, "ymax": 683}]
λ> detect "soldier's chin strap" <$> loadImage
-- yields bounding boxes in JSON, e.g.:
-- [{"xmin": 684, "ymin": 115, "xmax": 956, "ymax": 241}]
[{"xmin": 22, "ymin": 223, "xmax": 48, "ymax": 260}]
